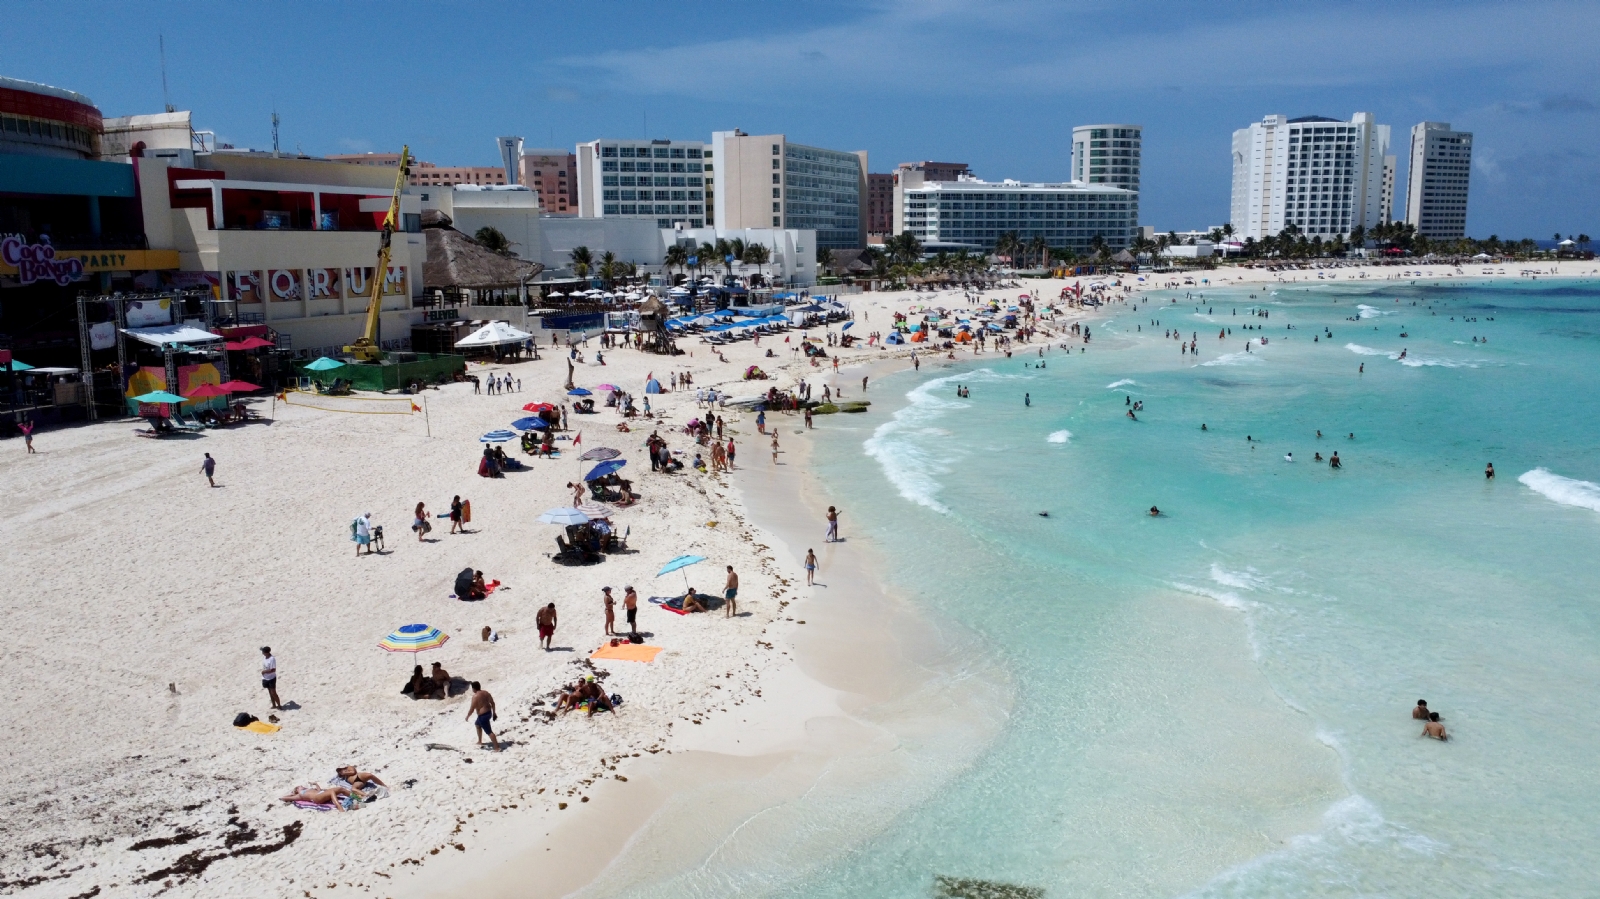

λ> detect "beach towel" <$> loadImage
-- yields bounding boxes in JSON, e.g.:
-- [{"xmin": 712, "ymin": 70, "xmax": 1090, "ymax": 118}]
[
  {"xmin": 591, "ymin": 642, "xmax": 664, "ymax": 663},
  {"xmin": 236, "ymin": 721, "xmax": 280, "ymax": 734},
  {"xmin": 648, "ymin": 593, "xmax": 721, "ymax": 614}
]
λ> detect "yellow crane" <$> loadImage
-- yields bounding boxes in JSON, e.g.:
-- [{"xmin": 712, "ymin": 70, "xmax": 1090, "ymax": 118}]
[{"xmin": 343, "ymin": 145, "xmax": 412, "ymax": 362}]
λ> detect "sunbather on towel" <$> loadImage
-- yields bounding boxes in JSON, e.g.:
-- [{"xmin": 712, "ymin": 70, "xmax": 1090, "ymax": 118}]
[
  {"xmin": 334, "ymin": 766, "xmax": 387, "ymax": 792},
  {"xmin": 681, "ymin": 588, "xmax": 707, "ymax": 614},
  {"xmin": 280, "ymin": 783, "xmax": 353, "ymax": 810},
  {"xmin": 560, "ymin": 677, "xmax": 614, "ymax": 717}
]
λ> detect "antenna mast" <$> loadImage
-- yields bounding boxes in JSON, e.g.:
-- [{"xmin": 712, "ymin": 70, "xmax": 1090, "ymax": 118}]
[
  {"xmin": 271, "ymin": 110, "xmax": 280, "ymax": 157},
  {"xmin": 159, "ymin": 35, "xmax": 174, "ymax": 113}
]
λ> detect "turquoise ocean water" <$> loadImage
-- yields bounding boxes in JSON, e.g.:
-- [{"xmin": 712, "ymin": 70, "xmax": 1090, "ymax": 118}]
[{"xmin": 779, "ymin": 280, "xmax": 1600, "ymax": 897}]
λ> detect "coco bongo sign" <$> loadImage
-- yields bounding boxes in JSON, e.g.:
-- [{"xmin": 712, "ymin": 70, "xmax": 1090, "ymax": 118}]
[{"xmin": 0, "ymin": 236, "xmax": 85, "ymax": 286}]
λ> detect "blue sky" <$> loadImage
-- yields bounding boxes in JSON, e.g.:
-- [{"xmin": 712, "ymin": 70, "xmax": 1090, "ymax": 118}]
[{"xmin": 9, "ymin": 0, "xmax": 1598, "ymax": 238}]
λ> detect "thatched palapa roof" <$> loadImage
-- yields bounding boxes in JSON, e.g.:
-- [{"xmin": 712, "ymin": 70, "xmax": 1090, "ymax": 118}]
[{"xmin": 422, "ymin": 210, "xmax": 543, "ymax": 290}]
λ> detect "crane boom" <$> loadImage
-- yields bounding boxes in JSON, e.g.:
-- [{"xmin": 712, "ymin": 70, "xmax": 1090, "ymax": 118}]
[{"xmin": 344, "ymin": 146, "xmax": 411, "ymax": 362}]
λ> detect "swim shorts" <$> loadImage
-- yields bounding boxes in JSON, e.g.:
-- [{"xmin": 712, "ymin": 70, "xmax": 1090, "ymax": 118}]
[
  {"xmin": 475, "ymin": 712, "xmax": 493, "ymax": 734},
  {"xmin": 539, "ymin": 624, "xmax": 554, "ymax": 638},
  {"xmin": 725, "ymin": 588, "xmax": 738, "ymax": 600},
  {"xmin": 626, "ymin": 608, "xmax": 637, "ymax": 625},
  {"xmin": 262, "ymin": 676, "xmax": 276, "ymax": 689}
]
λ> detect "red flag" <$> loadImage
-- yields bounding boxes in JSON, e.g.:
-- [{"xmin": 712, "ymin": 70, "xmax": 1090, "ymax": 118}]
[
  {"xmin": 574, "ymin": 431, "xmax": 582, "ymax": 447},
  {"xmin": 411, "ymin": 401, "xmax": 421, "ymax": 412}
]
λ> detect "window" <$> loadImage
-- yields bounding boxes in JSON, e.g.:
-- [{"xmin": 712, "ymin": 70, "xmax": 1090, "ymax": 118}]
[
  {"xmin": 773, "ymin": 216, "xmax": 781, "ymax": 226},
  {"xmin": 772, "ymin": 144, "xmax": 781, "ymax": 154},
  {"xmin": 654, "ymin": 162, "xmax": 669, "ymax": 172},
  {"xmin": 704, "ymin": 163, "xmax": 713, "ymax": 172},
  {"xmin": 671, "ymin": 204, "xmax": 686, "ymax": 214},
  {"xmin": 656, "ymin": 190, "xmax": 671, "ymax": 200},
  {"xmin": 772, "ymin": 159, "xmax": 780, "ymax": 169},
  {"xmin": 620, "ymin": 161, "xmax": 635, "ymax": 172},
  {"xmin": 670, "ymin": 176, "xmax": 686, "ymax": 187},
  {"xmin": 689, "ymin": 205, "xmax": 702, "ymax": 214},
  {"xmin": 654, "ymin": 148, "xmax": 669, "ymax": 158},
  {"xmin": 671, "ymin": 191, "xmax": 686, "ymax": 201},
  {"xmin": 670, "ymin": 162, "xmax": 685, "ymax": 172},
  {"xmin": 603, "ymin": 204, "xmax": 619, "ymax": 214},
  {"xmin": 655, "ymin": 176, "xmax": 669, "ymax": 186},
  {"xmin": 772, "ymin": 173, "xmax": 780, "ymax": 184},
  {"xmin": 689, "ymin": 190, "xmax": 702, "ymax": 199},
  {"xmin": 773, "ymin": 187, "xmax": 781, "ymax": 198},
  {"xmin": 601, "ymin": 146, "xmax": 616, "ymax": 157},
  {"xmin": 688, "ymin": 176, "xmax": 703, "ymax": 186},
  {"xmin": 621, "ymin": 190, "xmax": 636, "ymax": 200},
  {"xmin": 688, "ymin": 148, "xmax": 702, "ymax": 158},
  {"xmin": 620, "ymin": 204, "xmax": 637, "ymax": 214},
  {"xmin": 620, "ymin": 176, "xmax": 636, "ymax": 186},
  {"xmin": 603, "ymin": 190, "xmax": 619, "ymax": 200},
  {"xmin": 620, "ymin": 147, "xmax": 635, "ymax": 157},
  {"xmin": 602, "ymin": 161, "xmax": 617, "ymax": 172},
  {"xmin": 602, "ymin": 175, "xmax": 618, "ymax": 186},
  {"xmin": 773, "ymin": 203, "xmax": 781, "ymax": 212},
  {"xmin": 532, "ymin": 170, "xmax": 542, "ymax": 176},
  {"xmin": 670, "ymin": 148, "xmax": 685, "ymax": 158}
]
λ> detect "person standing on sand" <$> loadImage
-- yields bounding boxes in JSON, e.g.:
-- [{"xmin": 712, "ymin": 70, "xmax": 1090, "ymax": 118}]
[
  {"xmin": 727, "ymin": 438, "xmax": 736, "ymax": 469},
  {"xmin": 825, "ymin": 506, "xmax": 841, "ymax": 542},
  {"xmin": 537, "ymin": 603, "xmax": 558, "ymax": 650},
  {"xmin": 20, "ymin": 420, "xmax": 35, "ymax": 453},
  {"xmin": 260, "ymin": 646, "xmax": 282, "ymax": 710},
  {"xmin": 724, "ymin": 566, "xmax": 739, "ymax": 618},
  {"xmin": 466, "ymin": 682, "xmax": 500, "ymax": 751},
  {"xmin": 602, "ymin": 587, "xmax": 616, "ymax": 636},
  {"xmin": 804, "ymin": 549, "xmax": 817, "ymax": 586},
  {"xmin": 201, "ymin": 453, "xmax": 217, "ymax": 487},
  {"xmin": 450, "ymin": 495, "xmax": 464, "ymax": 534},
  {"xmin": 624, "ymin": 586, "xmax": 639, "ymax": 635},
  {"xmin": 756, "ymin": 409, "xmax": 766, "ymax": 435},
  {"xmin": 862, "ymin": 375, "xmax": 869, "ymax": 392}
]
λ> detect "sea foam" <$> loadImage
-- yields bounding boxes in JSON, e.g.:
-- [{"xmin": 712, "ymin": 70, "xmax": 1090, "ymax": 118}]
[
  {"xmin": 1106, "ymin": 379, "xmax": 1138, "ymax": 389},
  {"xmin": 1047, "ymin": 430, "xmax": 1071, "ymax": 444},
  {"xmin": 1200, "ymin": 351, "xmax": 1262, "ymax": 367},
  {"xmin": 1356, "ymin": 304, "xmax": 1391, "ymax": 319},
  {"xmin": 1519, "ymin": 468, "xmax": 1600, "ymax": 513}
]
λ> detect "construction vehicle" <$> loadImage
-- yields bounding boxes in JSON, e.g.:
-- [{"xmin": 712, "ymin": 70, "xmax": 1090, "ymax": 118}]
[{"xmin": 343, "ymin": 146, "xmax": 412, "ymax": 362}]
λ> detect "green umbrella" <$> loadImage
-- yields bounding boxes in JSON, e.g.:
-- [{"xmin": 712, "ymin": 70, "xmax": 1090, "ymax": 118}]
[
  {"xmin": 304, "ymin": 357, "xmax": 346, "ymax": 371},
  {"xmin": 132, "ymin": 390, "xmax": 187, "ymax": 404},
  {"xmin": 2, "ymin": 359, "xmax": 32, "ymax": 371}
]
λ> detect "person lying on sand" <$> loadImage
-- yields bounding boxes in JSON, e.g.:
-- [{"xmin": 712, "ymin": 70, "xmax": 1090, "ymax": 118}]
[
  {"xmin": 560, "ymin": 677, "xmax": 614, "ymax": 717},
  {"xmin": 681, "ymin": 588, "xmax": 707, "ymax": 614},
  {"xmin": 335, "ymin": 766, "xmax": 387, "ymax": 791},
  {"xmin": 280, "ymin": 784, "xmax": 354, "ymax": 809}
]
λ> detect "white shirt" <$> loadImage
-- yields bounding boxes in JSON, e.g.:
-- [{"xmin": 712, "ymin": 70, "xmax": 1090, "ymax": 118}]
[
  {"xmin": 354, "ymin": 516, "xmax": 371, "ymax": 538},
  {"xmin": 261, "ymin": 655, "xmax": 277, "ymax": 679}
]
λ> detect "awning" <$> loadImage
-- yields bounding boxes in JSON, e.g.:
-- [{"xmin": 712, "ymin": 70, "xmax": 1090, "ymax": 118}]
[
  {"xmin": 120, "ymin": 324, "xmax": 224, "ymax": 347},
  {"xmin": 455, "ymin": 321, "xmax": 534, "ymax": 347}
]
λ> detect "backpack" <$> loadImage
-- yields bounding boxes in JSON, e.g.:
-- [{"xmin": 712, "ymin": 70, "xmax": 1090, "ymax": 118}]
[
  {"xmin": 628, "ymin": 633, "xmax": 644, "ymax": 645},
  {"xmin": 233, "ymin": 712, "xmax": 258, "ymax": 727}
]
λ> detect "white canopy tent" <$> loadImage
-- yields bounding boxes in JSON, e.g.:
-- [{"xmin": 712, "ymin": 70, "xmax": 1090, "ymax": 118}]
[
  {"xmin": 455, "ymin": 321, "xmax": 534, "ymax": 348},
  {"xmin": 120, "ymin": 324, "xmax": 225, "ymax": 347}
]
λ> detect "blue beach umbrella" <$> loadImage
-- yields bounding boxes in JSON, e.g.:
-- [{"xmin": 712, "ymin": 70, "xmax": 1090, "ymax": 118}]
[
  {"xmin": 841, "ymin": 321, "xmax": 854, "ymax": 331},
  {"xmin": 656, "ymin": 554, "xmax": 707, "ymax": 591},
  {"xmin": 304, "ymin": 356, "xmax": 345, "ymax": 371},
  {"xmin": 583, "ymin": 459, "xmax": 626, "ymax": 481},
  {"xmin": 512, "ymin": 417, "xmax": 550, "ymax": 431},
  {"xmin": 480, "ymin": 429, "xmax": 517, "ymax": 442},
  {"xmin": 567, "ymin": 387, "xmax": 592, "ymax": 396}
]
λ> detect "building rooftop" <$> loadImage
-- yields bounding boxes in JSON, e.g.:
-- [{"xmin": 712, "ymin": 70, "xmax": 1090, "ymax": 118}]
[
  {"xmin": 0, "ymin": 75, "xmax": 95, "ymax": 107},
  {"xmin": 1288, "ymin": 115, "xmax": 1343, "ymax": 124}
]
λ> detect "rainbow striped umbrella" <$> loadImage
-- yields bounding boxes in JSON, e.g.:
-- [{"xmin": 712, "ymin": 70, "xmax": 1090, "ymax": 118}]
[{"xmin": 378, "ymin": 623, "xmax": 449, "ymax": 654}]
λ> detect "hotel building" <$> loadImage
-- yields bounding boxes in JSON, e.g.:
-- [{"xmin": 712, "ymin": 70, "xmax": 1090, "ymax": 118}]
[
  {"xmin": 710, "ymin": 130, "xmax": 867, "ymax": 250},
  {"xmin": 893, "ymin": 175, "xmax": 1137, "ymax": 253},
  {"xmin": 1230, "ymin": 113, "xmax": 1390, "ymax": 241},
  {"xmin": 575, "ymin": 138, "xmax": 706, "ymax": 228},
  {"xmin": 1071, "ymin": 125, "xmax": 1142, "ymax": 193},
  {"xmin": 518, "ymin": 148, "xmax": 577, "ymax": 214},
  {"xmin": 1404, "ymin": 122, "xmax": 1472, "ymax": 239}
]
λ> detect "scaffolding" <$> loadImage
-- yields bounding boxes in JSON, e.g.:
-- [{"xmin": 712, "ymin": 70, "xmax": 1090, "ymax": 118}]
[{"xmin": 76, "ymin": 289, "xmax": 236, "ymax": 420}]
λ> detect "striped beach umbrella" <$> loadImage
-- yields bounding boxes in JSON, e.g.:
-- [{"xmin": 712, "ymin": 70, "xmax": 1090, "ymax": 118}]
[
  {"xmin": 480, "ymin": 429, "xmax": 518, "ymax": 442},
  {"xmin": 379, "ymin": 623, "xmax": 449, "ymax": 654}
]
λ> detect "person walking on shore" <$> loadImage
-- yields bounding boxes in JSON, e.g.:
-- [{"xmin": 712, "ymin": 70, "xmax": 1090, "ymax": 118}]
[
  {"xmin": 260, "ymin": 646, "xmax": 282, "ymax": 710},
  {"xmin": 20, "ymin": 420, "xmax": 35, "ymax": 453},
  {"xmin": 724, "ymin": 566, "xmax": 739, "ymax": 618},
  {"xmin": 771, "ymin": 432, "xmax": 780, "ymax": 465},
  {"xmin": 413, "ymin": 502, "xmax": 432, "ymax": 541},
  {"xmin": 201, "ymin": 453, "xmax": 217, "ymax": 487},
  {"xmin": 825, "ymin": 506, "xmax": 841, "ymax": 543},
  {"xmin": 726, "ymin": 438, "xmax": 736, "ymax": 470},
  {"xmin": 537, "ymin": 603, "xmax": 558, "ymax": 650},
  {"xmin": 450, "ymin": 495, "xmax": 464, "ymax": 534},
  {"xmin": 466, "ymin": 682, "xmax": 500, "ymax": 751},
  {"xmin": 602, "ymin": 587, "xmax": 616, "ymax": 636},
  {"xmin": 804, "ymin": 549, "xmax": 817, "ymax": 586},
  {"xmin": 624, "ymin": 586, "xmax": 639, "ymax": 635}
]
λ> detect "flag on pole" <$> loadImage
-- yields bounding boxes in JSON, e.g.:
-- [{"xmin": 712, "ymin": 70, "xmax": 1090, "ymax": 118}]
[
  {"xmin": 574, "ymin": 431, "xmax": 582, "ymax": 447},
  {"xmin": 411, "ymin": 401, "xmax": 421, "ymax": 412}
]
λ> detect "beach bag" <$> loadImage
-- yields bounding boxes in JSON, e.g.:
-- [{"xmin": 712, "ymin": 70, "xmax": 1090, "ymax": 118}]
[
  {"xmin": 610, "ymin": 693, "xmax": 624, "ymax": 706},
  {"xmin": 233, "ymin": 712, "xmax": 258, "ymax": 727},
  {"xmin": 628, "ymin": 633, "xmax": 644, "ymax": 644},
  {"xmin": 478, "ymin": 458, "xmax": 490, "ymax": 477}
]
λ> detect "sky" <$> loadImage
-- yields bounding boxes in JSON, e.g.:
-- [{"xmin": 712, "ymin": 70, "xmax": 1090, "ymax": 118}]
[{"xmin": 7, "ymin": 0, "xmax": 1599, "ymax": 239}]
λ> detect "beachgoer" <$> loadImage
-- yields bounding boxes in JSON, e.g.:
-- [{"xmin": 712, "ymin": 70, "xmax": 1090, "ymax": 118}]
[
  {"xmin": 603, "ymin": 587, "xmax": 616, "ymax": 636},
  {"xmin": 727, "ymin": 438, "xmax": 736, "ymax": 469},
  {"xmin": 260, "ymin": 646, "xmax": 282, "ymax": 710},
  {"xmin": 466, "ymin": 682, "xmax": 500, "ymax": 750},
  {"xmin": 756, "ymin": 410, "xmax": 766, "ymax": 435},
  {"xmin": 1285, "ymin": 452, "xmax": 1294, "ymax": 462},
  {"xmin": 1330, "ymin": 452, "xmax": 1342, "ymax": 469},
  {"xmin": 825, "ymin": 506, "xmax": 840, "ymax": 543},
  {"xmin": 724, "ymin": 566, "xmax": 739, "ymax": 618},
  {"xmin": 469, "ymin": 570, "xmax": 487, "ymax": 600},
  {"xmin": 1412, "ymin": 699, "xmax": 1431, "ymax": 720},
  {"xmin": 537, "ymin": 603, "xmax": 557, "ymax": 650},
  {"xmin": 682, "ymin": 588, "xmax": 707, "ymax": 614},
  {"xmin": 1485, "ymin": 462, "xmax": 1495, "ymax": 480},
  {"xmin": 430, "ymin": 662, "xmax": 451, "ymax": 698},
  {"xmin": 805, "ymin": 549, "xmax": 817, "ymax": 586},
  {"xmin": 1201, "ymin": 423, "xmax": 1207, "ymax": 431},
  {"xmin": 413, "ymin": 502, "xmax": 431, "ymax": 541},
  {"xmin": 1422, "ymin": 712, "xmax": 1448, "ymax": 741},
  {"xmin": 1149, "ymin": 506, "xmax": 1160, "ymax": 517},
  {"xmin": 1025, "ymin": 393, "xmax": 1031, "ymax": 407},
  {"xmin": 353, "ymin": 512, "xmax": 373, "ymax": 556},
  {"xmin": 771, "ymin": 433, "xmax": 780, "ymax": 464},
  {"xmin": 335, "ymin": 766, "xmax": 387, "ymax": 791},
  {"xmin": 20, "ymin": 421, "xmax": 34, "ymax": 453},
  {"xmin": 450, "ymin": 495, "xmax": 464, "ymax": 534},
  {"xmin": 201, "ymin": 453, "xmax": 217, "ymax": 487},
  {"xmin": 280, "ymin": 783, "xmax": 354, "ymax": 810},
  {"xmin": 862, "ymin": 375, "xmax": 869, "ymax": 392},
  {"xmin": 624, "ymin": 586, "xmax": 639, "ymax": 635}
]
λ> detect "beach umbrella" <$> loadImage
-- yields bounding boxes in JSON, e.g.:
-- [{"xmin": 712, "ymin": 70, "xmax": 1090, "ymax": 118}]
[
  {"xmin": 480, "ymin": 429, "xmax": 517, "ymax": 442},
  {"xmin": 567, "ymin": 387, "xmax": 592, "ymax": 396},
  {"xmin": 546, "ymin": 291, "xmax": 566, "ymax": 298},
  {"xmin": 576, "ymin": 502, "xmax": 617, "ymax": 519},
  {"xmin": 656, "ymin": 554, "xmax": 707, "ymax": 591},
  {"xmin": 225, "ymin": 336, "xmax": 274, "ymax": 350},
  {"xmin": 522, "ymin": 402, "xmax": 557, "ymax": 414},
  {"xmin": 2, "ymin": 358, "xmax": 34, "ymax": 371},
  {"xmin": 595, "ymin": 383, "xmax": 619, "ymax": 392},
  {"xmin": 583, "ymin": 459, "xmax": 626, "ymax": 481},
  {"xmin": 511, "ymin": 416, "xmax": 550, "ymax": 431},
  {"xmin": 378, "ymin": 623, "xmax": 449, "ymax": 655},
  {"xmin": 644, "ymin": 378, "xmax": 662, "ymax": 394},
  {"xmin": 537, "ymin": 507, "xmax": 590, "ymax": 525},
  {"xmin": 578, "ymin": 447, "xmax": 621, "ymax": 461},
  {"xmin": 185, "ymin": 383, "xmax": 229, "ymax": 399},
  {"xmin": 132, "ymin": 390, "xmax": 187, "ymax": 404},
  {"xmin": 841, "ymin": 321, "xmax": 854, "ymax": 331},
  {"xmin": 216, "ymin": 379, "xmax": 261, "ymax": 392},
  {"xmin": 305, "ymin": 356, "xmax": 345, "ymax": 371}
]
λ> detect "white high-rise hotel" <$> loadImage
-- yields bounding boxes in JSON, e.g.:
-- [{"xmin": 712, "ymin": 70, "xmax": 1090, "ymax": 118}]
[
  {"xmin": 1405, "ymin": 122, "xmax": 1472, "ymax": 239},
  {"xmin": 1230, "ymin": 113, "xmax": 1392, "ymax": 241}
]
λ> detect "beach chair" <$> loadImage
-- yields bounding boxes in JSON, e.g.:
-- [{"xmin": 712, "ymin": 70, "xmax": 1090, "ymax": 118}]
[{"xmin": 170, "ymin": 411, "xmax": 203, "ymax": 431}]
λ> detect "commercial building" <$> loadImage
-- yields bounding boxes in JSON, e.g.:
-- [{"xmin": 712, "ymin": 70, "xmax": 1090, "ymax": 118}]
[
  {"xmin": 1229, "ymin": 113, "xmax": 1391, "ymax": 241},
  {"xmin": 327, "ymin": 153, "xmax": 508, "ymax": 188},
  {"xmin": 575, "ymin": 138, "xmax": 706, "ymax": 228},
  {"xmin": 1071, "ymin": 125, "xmax": 1142, "ymax": 194},
  {"xmin": 866, "ymin": 172, "xmax": 895, "ymax": 241},
  {"xmin": 1, "ymin": 78, "xmax": 183, "ymax": 364},
  {"xmin": 879, "ymin": 162, "xmax": 969, "ymax": 243},
  {"xmin": 1404, "ymin": 122, "xmax": 1472, "ymax": 239},
  {"xmin": 518, "ymin": 148, "xmax": 576, "ymax": 214},
  {"xmin": 711, "ymin": 130, "xmax": 866, "ymax": 250},
  {"xmin": 893, "ymin": 175, "xmax": 1137, "ymax": 253}
]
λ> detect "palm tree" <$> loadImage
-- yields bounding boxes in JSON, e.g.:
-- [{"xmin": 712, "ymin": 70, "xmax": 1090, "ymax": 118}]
[
  {"xmin": 697, "ymin": 241, "xmax": 716, "ymax": 283},
  {"xmin": 713, "ymin": 238, "xmax": 735, "ymax": 280},
  {"xmin": 816, "ymin": 245, "xmax": 832, "ymax": 274},
  {"xmin": 569, "ymin": 245, "xmax": 593, "ymax": 279},
  {"xmin": 475, "ymin": 226, "xmax": 513, "ymax": 256},
  {"xmin": 742, "ymin": 243, "xmax": 771, "ymax": 282},
  {"xmin": 1579, "ymin": 233, "xmax": 1592, "ymax": 253},
  {"xmin": 598, "ymin": 250, "xmax": 618, "ymax": 288},
  {"xmin": 663, "ymin": 244, "xmax": 688, "ymax": 282},
  {"xmin": 728, "ymin": 238, "xmax": 747, "ymax": 278},
  {"xmin": 1027, "ymin": 235, "xmax": 1048, "ymax": 269}
]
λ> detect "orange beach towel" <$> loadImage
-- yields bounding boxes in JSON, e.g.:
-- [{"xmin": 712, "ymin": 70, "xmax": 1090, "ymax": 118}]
[{"xmin": 590, "ymin": 642, "xmax": 664, "ymax": 663}]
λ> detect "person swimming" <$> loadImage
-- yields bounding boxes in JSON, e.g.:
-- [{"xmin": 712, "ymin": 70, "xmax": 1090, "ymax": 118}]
[
  {"xmin": 1285, "ymin": 452, "xmax": 1294, "ymax": 462},
  {"xmin": 1201, "ymin": 423, "xmax": 1208, "ymax": 430},
  {"xmin": 1148, "ymin": 506, "xmax": 1160, "ymax": 516}
]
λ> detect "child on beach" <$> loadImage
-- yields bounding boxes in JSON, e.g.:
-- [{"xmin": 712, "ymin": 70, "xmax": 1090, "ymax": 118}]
[{"xmin": 805, "ymin": 549, "xmax": 817, "ymax": 586}]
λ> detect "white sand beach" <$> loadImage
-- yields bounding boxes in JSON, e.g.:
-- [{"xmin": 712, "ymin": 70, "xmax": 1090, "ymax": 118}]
[{"xmin": 4, "ymin": 260, "xmax": 1594, "ymax": 899}]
